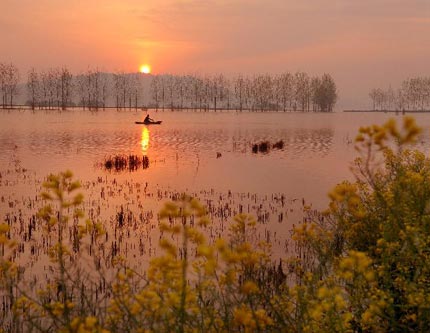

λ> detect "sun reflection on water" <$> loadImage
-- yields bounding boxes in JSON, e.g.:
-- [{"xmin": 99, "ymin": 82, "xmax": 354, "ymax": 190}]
[{"xmin": 141, "ymin": 127, "xmax": 149, "ymax": 154}]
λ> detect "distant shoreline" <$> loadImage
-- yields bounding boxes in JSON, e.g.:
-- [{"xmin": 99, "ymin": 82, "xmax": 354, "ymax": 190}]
[
  {"xmin": 343, "ymin": 110, "xmax": 430, "ymax": 113},
  {"xmin": 5, "ymin": 106, "xmax": 430, "ymax": 114}
]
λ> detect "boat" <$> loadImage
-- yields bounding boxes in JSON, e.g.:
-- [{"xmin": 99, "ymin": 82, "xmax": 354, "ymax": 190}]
[{"xmin": 135, "ymin": 120, "xmax": 162, "ymax": 125}]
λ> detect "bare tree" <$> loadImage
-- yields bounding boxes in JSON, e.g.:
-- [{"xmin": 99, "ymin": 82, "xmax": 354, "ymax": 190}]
[
  {"xmin": 212, "ymin": 74, "xmax": 228, "ymax": 111},
  {"xmin": 175, "ymin": 75, "xmax": 186, "ymax": 110},
  {"xmin": 60, "ymin": 67, "xmax": 73, "ymax": 110},
  {"xmin": 160, "ymin": 75, "xmax": 166, "ymax": 110},
  {"xmin": 8, "ymin": 64, "xmax": 19, "ymax": 108},
  {"xmin": 0, "ymin": 63, "xmax": 19, "ymax": 108},
  {"xmin": 193, "ymin": 75, "xmax": 204, "ymax": 110},
  {"xmin": 113, "ymin": 71, "xmax": 131, "ymax": 110},
  {"xmin": 0, "ymin": 63, "xmax": 6, "ymax": 108},
  {"xmin": 150, "ymin": 75, "xmax": 160, "ymax": 110},
  {"xmin": 211, "ymin": 75, "xmax": 219, "ymax": 111},
  {"xmin": 27, "ymin": 68, "xmax": 40, "ymax": 110},
  {"xmin": 395, "ymin": 88, "xmax": 406, "ymax": 111},
  {"xmin": 165, "ymin": 75, "xmax": 175, "ymax": 110},
  {"xmin": 88, "ymin": 69, "xmax": 98, "ymax": 110},
  {"xmin": 219, "ymin": 75, "xmax": 230, "ymax": 110},
  {"xmin": 276, "ymin": 73, "xmax": 294, "ymax": 111},
  {"xmin": 75, "ymin": 73, "xmax": 88, "ymax": 110},
  {"xmin": 313, "ymin": 73, "xmax": 337, "ymax": 112},
  {"xmin": 253, "ymin": 74, "xmax": 273, "ymax": 111},
  {"xmin": 310, "ymin": 76, "xmax": 321, "ymax": 111},
  {"xmin": 233, "ymin": 75, "xmax": 245, "ymax": 111},
  {"xmin": 130, "ymin": 73, "xmax": 141, "ymax": 111},
  {"xmin": 369, "ymin": 88, "xmax": 378, "ymax": 110},
  {"xmin": 100, "ymin": 73, "xmax": 109, "ymax": 110},
  {"xmin": 39, "ymin": 69, "xmax": 56, "ymax": 109},
  {"xmin": 294, "ymin": 72, "xmax": 310, "ymax": 111}
]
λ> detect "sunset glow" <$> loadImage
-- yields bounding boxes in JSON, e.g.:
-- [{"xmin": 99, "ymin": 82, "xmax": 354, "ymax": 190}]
[
  {"xmin": 139, "ymin": 65, "xmax": 151, "ymax": 74},
  {"xmin": 2, "ymin": 1, "xmax": 429, "ymax": 109},
  {"xmin": 141, "ymin": 127, "xmax": 149, "ymax": 154}
]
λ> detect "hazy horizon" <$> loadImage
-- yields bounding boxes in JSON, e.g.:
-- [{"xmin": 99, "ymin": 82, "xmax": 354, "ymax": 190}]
[{"xmin": 1, "ymin": 0, "xmax": 429, "ymax": 109}]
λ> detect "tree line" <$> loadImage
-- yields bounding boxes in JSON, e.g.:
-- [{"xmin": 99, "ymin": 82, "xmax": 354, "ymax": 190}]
[
  {"xmin": 150, "ymin": 72, "xmax": 337, "ymax": 112},
  {"xmin": 0, "ymin": 62, "xmax": 338, "ymax": 112},
  {"xmin": 369, "ymin": 76, "xmax": 430, "ymax": 111}
]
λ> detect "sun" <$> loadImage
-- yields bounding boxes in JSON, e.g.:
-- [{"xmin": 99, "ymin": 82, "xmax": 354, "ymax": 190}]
[{"xmin": 139, "ymin": 64, "xmax": 151, "ymax": 74}]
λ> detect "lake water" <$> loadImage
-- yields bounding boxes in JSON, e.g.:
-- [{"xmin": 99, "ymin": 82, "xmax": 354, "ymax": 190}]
[
  {"xmin": 1, "ymin": 110, "xmax": 429, "ymax": 204},
  {"xmin": 1, "ymin": 109, "xmax": 429, "ymax": 266}
]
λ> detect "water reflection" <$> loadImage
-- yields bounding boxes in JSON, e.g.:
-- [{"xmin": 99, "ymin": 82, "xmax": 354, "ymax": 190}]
[
  {"xmin": 8, "ymin": 110, "xmax": 427, "ymax": 200},
  {"xmin": 231, "ymin": 128, "xmax": 335, "ymax": 157},
  {"xmin": 141, "ymin": 127, "xmax": 149, "ymax": 154},
  {"xmin": 287, "ymin": 128, "xmax": 334, "ymax": 157}
]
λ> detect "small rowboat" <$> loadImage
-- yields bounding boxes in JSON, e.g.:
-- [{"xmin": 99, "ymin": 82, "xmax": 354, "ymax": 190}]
[{"xmin": 135, "ymin": 120, "xmax": 162, "ymax": 125}]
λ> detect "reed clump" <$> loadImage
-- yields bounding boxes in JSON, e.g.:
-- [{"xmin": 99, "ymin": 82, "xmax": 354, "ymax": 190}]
[
  {"xmin": 103, "ymin": 154, "xmax": 149, "ymax": 172},
  {"xmin": 252, "ymin": 140, "xmax": 284, "ymax": 154}
]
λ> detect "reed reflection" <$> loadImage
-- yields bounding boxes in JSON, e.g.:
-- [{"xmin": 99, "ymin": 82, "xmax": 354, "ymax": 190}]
[{"xmin": 231, "ymin": 128, "xmax": 335, "ymax": 157}]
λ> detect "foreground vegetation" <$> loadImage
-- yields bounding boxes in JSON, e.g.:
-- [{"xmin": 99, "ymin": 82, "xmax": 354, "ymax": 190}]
[{"xmin": 1, "ymin": 117, "xmax": 430, "ymax": 332}]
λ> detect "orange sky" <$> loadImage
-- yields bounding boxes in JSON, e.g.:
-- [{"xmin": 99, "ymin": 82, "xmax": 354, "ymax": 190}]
[{"xmin": 1, "ymin": 0, "xmax": 429, "ymax": 108}]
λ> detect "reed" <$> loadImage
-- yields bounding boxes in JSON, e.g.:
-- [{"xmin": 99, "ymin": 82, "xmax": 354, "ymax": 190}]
[
  {"xmin": 102, "ymin": 155, "xmax": 150, "ymax": 172},
  {"xmin": 251, "ymin": 140, "xmax": 284, "ymax": 154}
]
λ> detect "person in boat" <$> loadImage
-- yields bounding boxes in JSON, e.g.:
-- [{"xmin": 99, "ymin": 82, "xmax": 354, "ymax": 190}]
[{"xmin": 144, "ymin": 114, "xmax": 154, "ymax": 123}]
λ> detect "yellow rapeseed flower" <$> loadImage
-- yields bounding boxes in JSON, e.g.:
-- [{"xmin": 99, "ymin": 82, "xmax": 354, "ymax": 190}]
[{"xmin": 241, "ymin": 281, "xmax": 259, "ymax": 295}]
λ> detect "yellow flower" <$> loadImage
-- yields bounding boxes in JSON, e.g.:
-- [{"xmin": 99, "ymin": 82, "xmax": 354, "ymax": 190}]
[
  {"xmin": 233, "ymin": 305, "xmax": 254, "ymax": 327},
  {"xmin": 84, "ymin": 316, "xmax": 98, "ymax": 328},
  {"xmin": 241, "ymin": 281, "xmax": 259, "ymax": 295},
  {"xmin": 0, "ymin": 223, "xmax": 9, "ymax": 233}
]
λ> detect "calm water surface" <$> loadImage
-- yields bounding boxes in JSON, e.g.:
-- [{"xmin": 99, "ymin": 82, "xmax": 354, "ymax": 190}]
[{"xmin": 1, "ymin": 109, "xmax": 429, "ymax": 207}]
